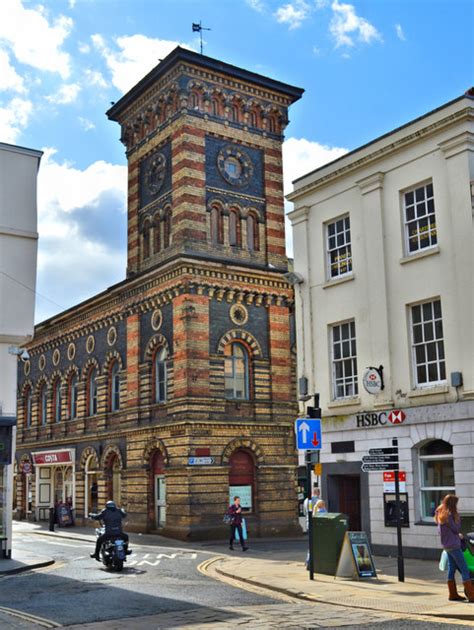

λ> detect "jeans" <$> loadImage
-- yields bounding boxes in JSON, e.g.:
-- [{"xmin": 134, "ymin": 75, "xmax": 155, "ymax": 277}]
[
  {"xmin": 447, "ymin": 548, "xmax": 471, "ymax": 582},
  {"xmin": 230, "ymin": 524, "xmax": 245, "ymax": 548}
]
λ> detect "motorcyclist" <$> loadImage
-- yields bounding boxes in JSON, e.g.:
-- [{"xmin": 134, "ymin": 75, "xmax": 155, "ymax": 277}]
[{"xmin": 89, "ymin": 500, "xmax": 131, "ymax": 560}]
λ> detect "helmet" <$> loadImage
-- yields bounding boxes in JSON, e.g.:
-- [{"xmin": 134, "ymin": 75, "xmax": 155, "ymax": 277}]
[{"xmin": 105, "ymin": 500, "xmax": 116, "ymax": 509}]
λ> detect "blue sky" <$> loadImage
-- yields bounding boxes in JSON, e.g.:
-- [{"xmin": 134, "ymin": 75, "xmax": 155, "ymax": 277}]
[{"xmin": 1, "ymin": 0, "xmax": 472, "ymax": 322}]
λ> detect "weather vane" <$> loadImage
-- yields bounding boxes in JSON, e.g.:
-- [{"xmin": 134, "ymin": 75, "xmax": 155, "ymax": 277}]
[{"xmin": 192, "ymin": 21, "xmax": 211, "ymax": 55}]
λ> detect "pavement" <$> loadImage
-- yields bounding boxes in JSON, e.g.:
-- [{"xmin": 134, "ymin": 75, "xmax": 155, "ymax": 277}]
[
  {"xmin": 10, "ymin": 520, "xmax": 474, "ymax": 623},
  {"xmin": 0, "ymin": 547, "xmax": 54, "ymax": 575}
]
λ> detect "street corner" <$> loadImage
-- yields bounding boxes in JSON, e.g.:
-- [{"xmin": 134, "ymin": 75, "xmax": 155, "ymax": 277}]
[{"xmin": 0, "ymin": 549, "xmax": 55, "ymax": 575}]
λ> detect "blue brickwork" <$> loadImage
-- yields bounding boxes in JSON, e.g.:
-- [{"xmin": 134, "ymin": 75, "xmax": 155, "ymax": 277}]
[
  {"xmin": 209, "ymin": 299, "xmax": 268, "ymax": 358},
  {"xmin": 139, "ymin": 140, "xmax": 172, "ymax": 209},
  {"xmin": 140, "ymin": 302, "xmax": 173, "ymax": 361}
]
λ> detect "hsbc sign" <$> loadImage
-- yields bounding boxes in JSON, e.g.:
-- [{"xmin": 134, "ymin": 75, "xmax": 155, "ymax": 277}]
[{"xmin": 356, "ymin": 410, "xmax": 407, "ymax": 428}]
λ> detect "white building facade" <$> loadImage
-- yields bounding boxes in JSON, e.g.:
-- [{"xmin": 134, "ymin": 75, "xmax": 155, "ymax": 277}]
[
  {"xmin": 288, "ymin": 91, "xmax": 474, "ymax": 559},
  {"xmin": 0, "ymin": 142, "xmax": 41, "ymax": 557}
]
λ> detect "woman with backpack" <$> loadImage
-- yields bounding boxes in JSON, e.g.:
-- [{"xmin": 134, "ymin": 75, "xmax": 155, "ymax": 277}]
[
  {"xmin": 225, "ymin": 496, "xmax": 248, "ymax": 551},
  {"xmin": 435, "ymin": 494, "xmax": 474, "ymax": 602}
]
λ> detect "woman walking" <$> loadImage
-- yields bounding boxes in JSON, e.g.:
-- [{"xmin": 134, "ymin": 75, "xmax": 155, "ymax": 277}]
[
  {"xmin": 435, "ymin": 494, "xmax": 474, "ymax": 602},
  {"xmin": 227, "ymin": 496, "xmax": 248, "ymax": 552}
]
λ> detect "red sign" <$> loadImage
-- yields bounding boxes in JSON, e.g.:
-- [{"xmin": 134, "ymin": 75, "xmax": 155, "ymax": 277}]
[
  {"xmin": 383, "ymin": 471, "xmax": 406, "ymax": 483},
  {"xmin": 32, "ymin": 451, "xmax": 72, "ymax": 465},
  {"xmin": 388, "ymin": 410, "xmax": 406, "ymax": 424}
]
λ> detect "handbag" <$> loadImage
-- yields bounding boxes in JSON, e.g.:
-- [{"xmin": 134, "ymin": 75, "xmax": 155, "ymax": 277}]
[
  {"xmin": 460, "ymin": 537, "xmax": 467, "ymax": 552},
  {"xmin": 223, "ymin": 512, "xmax": 232, "ymax": 524},
  {"xmin": 439, "ymin": 550, "xmax": 448, "ymax": 571}
]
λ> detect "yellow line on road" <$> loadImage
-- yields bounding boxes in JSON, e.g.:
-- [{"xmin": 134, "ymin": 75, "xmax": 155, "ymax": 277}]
[{"xmin": 0, "ymin": 605, "xmax": 61, "ymax": 628}]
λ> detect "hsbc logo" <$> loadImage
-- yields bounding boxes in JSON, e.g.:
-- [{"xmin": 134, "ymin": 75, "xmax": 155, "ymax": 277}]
[
  {"xmin": 388, "ymin": 410, "xmax": 406, "ymax": 424},
  {"xmin": 356, "ymin": 409, "xmax": 407, "ymax": 428}
]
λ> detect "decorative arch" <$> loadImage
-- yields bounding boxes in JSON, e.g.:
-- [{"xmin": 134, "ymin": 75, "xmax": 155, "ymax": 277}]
[
  {"xmin": 81, "ymin": 357, "xmax": 100, "ymax": 380},
  {"xmin": 34, "ymin": 374, "xmax": 49, "ymax": 395},
  {"xmin": 80, "ymin": 446, "xmax": 100, "ymax": 471},
  {"xmin": 102, "ymin": 351, "xmax": 124, "ymax": 376},
  {"xmin": 143, "ymin": 438, "xmax": 169, "ymax": 468},
  {"xmin": 217, "ymin": 329, "xmax": 262, "ymax": 358},
  {"xmin": 222, "ymin": 438, "xmax": 264, "ymax": 465},
  {"xmin": 101, "ymin": 444, "xmax": 124, "ymax": 470},
  {"xmin": 145, "ymin": 333, "xmax": 170, "ymax": 361},
  {"xmin": 20, "ymin": 379, "xmax": 33, "ymax": 396}
]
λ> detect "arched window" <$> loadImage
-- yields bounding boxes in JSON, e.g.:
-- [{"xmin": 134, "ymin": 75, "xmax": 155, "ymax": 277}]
[
  {"xmin": 163, "ymin": 209, "xmax": 171, "ymax": 249},
  {"xmin": 229, "ymin": 449, "xmax": 255, "ymax": 513},
  {"xmin": 53, "ymin": 378, "xmax": 62, "ymax": 423},
  {"xmin": 110, "ymin": 361, "xmax": 120, "ymax": 412},
  {"xmin": 39, "ymin": 384, "xmax": 48, "ymax": 425},
  {"xmin": 24, "ymin": 387, "xmax": 32, "ymax": 428},
  {"xmin": 250, "ymin": 110, "xmax": 258, "ymax": 127},
  {"xmin": 268, "ymin": 116, "xmax": 276, "ymax": 133},
  {"xmin": 229, "ymin": 209, "xmax": 241, "ymax": 247},
  {"xmin": 211, "ymin": 98, "xmax": 219, "ymax": 116},
  {"xmin": 418, "ymin": 440, "xmax": 454, "ymax": 522},
  {"xmin": 87, "ymin": 368, "xmax": 98, "ymax": 416},
  {"xmin": 154, "ymin": 347, "xmax": 168, "ymax": 403},
  {"xmin": 232, "ymin": 104, "xmax": 240, "ymax": 123},
  {"xmin": 224, "ymin": 343, "xmax": 249, "ymax": 400},
  {"xmin": 247, "ymin": 214, "xmax": 259, "ymax": 252},
  {"xmin": 210, "ymin": 206, "xmax": 223, "ymax": 244},
  {"xmin": 190, "ymin": 92, "xmax": 199, "ymax": 110},
  {"xmin": 106, "ymin": 453, "xmax": 121, "ymax": 504},
  {"xmin": 69, "ymin": 374, "xmax": 78, "ymax": 419},
  {"xmin": 154, "ymin": 218, "xmax": 161, "ymax": 254},
  {"xmin": 143, "ymin": 222, "xmax": 151, "ymax": 259}
]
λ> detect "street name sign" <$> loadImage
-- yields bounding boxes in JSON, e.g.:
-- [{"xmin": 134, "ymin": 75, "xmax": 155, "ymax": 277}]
[
  {"xmin": 369, "ymin": 448, "xmax": 398, "ymax": 456},
  {"xmin": 362, "ymin": 463, "xmax": 399, "ymax": 472},
  {"xmin": 362, "ymin": 455, "xmax": 399, "ymax": 463},
  {"xmin": 295, "ymin": 418, "xmax": 322, "ymax": 451},
  {"xmin": 187, "ymin": 457, "xmax": 214, "ymax": 465}
]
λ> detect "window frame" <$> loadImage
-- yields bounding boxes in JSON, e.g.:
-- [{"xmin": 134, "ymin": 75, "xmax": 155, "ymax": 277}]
[
  {"xmin": 87, "ymin": 367, "xmax": 98, "ymax": 417},
  {"xmin": 330, "ymin": 320, "xmax": 358, "ymax": 400},
  {"xmin": 224, "ymin": 342, "xmax": 250, "ymax": 401},
  {"xmin": 326, "ymin": 214, "xmax": 352, "ymax": 281},
  {"xmin": 418, "ymin": 441, "xmax": 454, "ymax": 523},
  {"xmin": 154, "ymin": 347, "xmax": 168, "ymax": 404},
  {"xmin": 409, "ymin": 298, "xmax": 446, "ymax": 389},
  {"xmin": 403, "ymin": 181, "xmax": 437, "ymax": 256},
  {"xmin": 69, "ymin": 374, "xmax": 78, "ymax": 420},
  {"xmin": 39, "ymin": 384, "xmax": 48, "ymax": 426},
  {"xmin": 110, "ymin": 361, "xmax": 120, "ymax": 412},
  {"xmin": 25, "ymin": 388, "xmax": 32, "ymax": 428},
  {"xmin": 53, "ymin": 378, "xmax": 61, "ymax": 423}
]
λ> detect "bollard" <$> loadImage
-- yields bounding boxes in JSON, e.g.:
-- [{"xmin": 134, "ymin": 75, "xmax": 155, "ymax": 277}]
[{"xmin": 49, "ymin": 507, "xmax": 55, "ymax": 532}]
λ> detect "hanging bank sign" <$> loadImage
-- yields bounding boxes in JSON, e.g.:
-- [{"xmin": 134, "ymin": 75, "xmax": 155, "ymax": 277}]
[{"xmin": 356, "ymin": 410, "xmax": 406, "ymax": 428}]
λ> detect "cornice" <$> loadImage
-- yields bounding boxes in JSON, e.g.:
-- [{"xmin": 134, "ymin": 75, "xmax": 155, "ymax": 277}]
[
  {"xmin": 287, "ymin": 205, "xmax": 310, "ymax": 226},
  {"xmin": 356, "ymin": 171, "xmax": 385, "ymax": 194},
  {"xmin": 438, "ymin": 131, "xmax": 474, "ymax": 159}
]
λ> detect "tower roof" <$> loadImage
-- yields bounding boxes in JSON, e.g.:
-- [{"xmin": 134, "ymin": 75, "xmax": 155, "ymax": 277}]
[{"xmin": 107, "ymin": 46, "xmax": 304, "ymax": 121}]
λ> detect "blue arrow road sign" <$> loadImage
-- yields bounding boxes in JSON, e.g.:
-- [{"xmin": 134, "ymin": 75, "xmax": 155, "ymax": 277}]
[{"xmin": 295, "ymin": 418, "xmax": 322, "ymax": 451}]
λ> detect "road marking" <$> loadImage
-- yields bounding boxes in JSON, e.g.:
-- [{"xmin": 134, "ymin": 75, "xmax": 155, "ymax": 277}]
[
  {"xmin": 72, "ymin": 556, "xmax": 86, "ymax": 561},
  {"xmin": 40, "ymin": 540, "xmax": 89, "ymax": 548},
  {"xmin": 0, "ymin": 606, "xmax": 61, "ymax": 628}
]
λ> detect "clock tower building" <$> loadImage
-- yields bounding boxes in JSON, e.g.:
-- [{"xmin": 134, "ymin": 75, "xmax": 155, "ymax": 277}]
[{"xmin": 16, "ymin": 48, "xmax": 304, "ymax": 540}]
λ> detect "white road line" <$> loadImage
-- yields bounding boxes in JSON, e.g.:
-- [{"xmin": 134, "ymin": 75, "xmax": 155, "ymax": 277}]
[{"xmin": 40, "ymin": 540, "xmax": 89, "ymax": 548}]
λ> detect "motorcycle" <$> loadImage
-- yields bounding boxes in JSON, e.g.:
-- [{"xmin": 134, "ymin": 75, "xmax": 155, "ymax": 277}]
[{"xmin": 93, "ymin": 521, "xmax": 128, "ymax": 572}]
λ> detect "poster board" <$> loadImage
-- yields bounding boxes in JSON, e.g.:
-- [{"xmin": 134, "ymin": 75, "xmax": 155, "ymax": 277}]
[
  {"xmin": 384, "ymin": 492, "xmax": 409, "ymax": 528},
  {"xmin": 229, "ymin": 485, "xmax": 252, "ymax": 511},
  {"xmin": 336, "ymin": 531, "xmax": 377, "ymax": 579},
  {"xmin": 56, "ymin": 503, "xmax": 74, "ymax": 527}
]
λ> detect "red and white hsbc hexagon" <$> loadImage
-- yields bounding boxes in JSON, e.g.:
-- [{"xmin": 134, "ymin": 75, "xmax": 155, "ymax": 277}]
[{"xmin": 388, "ymin": 410, "xmax": 406, "ymax": 424}]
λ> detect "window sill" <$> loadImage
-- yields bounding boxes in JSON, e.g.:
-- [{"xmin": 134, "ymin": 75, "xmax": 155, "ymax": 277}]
[
  {"xmin": 322, "ymin": 274, "xmax": 355, "ymax": 290},
  {"xmin": 415, "ymin": 521, "xmax": 437, "ymax": 527},
  {"xmin": 400, "ymin": 246, "xmax": 440, "ymax": 265},
  {"xmin": 408, "ymin": 384, "xmax": 449, "ymax": 398},
  {"xmin": 327, "ymin": 397, "xmax": 361, "ymax": 409}
]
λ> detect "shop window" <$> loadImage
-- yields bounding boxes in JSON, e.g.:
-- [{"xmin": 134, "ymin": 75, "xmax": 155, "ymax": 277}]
[
  {"xmin": 154, "ymin": 347, "xmax": 168, "ymax": 403},
  {"xmin": 110, "ymin": 361, "xmax": 120, "ymax": 412},
  {"xmin": 410, "ymin": 299, "xmax": 446, "ymax": 387},
  {"xmin": 247, "ymin": 213, "xmax": 259, "ymax": 252},
  {"xmin": 418, "ymin": 439, "xmax": 454, "ymax": 522},
  {"xmin": 69, "ymin": 374, "xmax": 78, "ymax": 419},
  {"xmin": 53, "ymin": 379, "xmax": 61, "ymax": 423},
  {"xmin": 24, "ymin": 388, "xmax": 32, "ymax": 428},
  {"xmin": 224, "ymin": 342, "xmax": 249, "ymax": 400},
  {"xmin": 331, "ymin": 320, "xmax": 358, "ymax": 399},
  {"xmin": 327, "ymin": 214, "xmax": 352, "ymax": 279},
  {"xmin": 87, "ymin": 368, "xmax": 98, "ymax": 416},
  {"xmin": 229, "ymin": 450, "xmax": 255, "ymax": 513},
  {"xmin": 39, "ymin": 384, "xmax": 48, "ymax": 426},
  {"xmin": 404, "ymin": 182, "xmax": 437, "ymax": 254}
]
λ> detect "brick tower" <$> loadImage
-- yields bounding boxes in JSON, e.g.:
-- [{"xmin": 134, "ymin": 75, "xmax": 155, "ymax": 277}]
[{"xmin": 16, "ymin": 48, "xmax": 304, "ymax": 540}]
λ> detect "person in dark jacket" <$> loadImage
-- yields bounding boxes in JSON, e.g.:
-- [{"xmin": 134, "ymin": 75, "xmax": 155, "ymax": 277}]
[
  {"xmin": 435, "ymin": 494, "xmax": 474, "ymax": 602},
  {"xmin": 226, "ymin": 496, "xmax": 248, "ymax": 551},
  {"xmin": 89, "ymin": 500, "xmax": 130, "ymax": 560}
]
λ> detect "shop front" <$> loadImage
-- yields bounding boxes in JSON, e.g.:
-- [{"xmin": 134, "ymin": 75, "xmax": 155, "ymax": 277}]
[
  {"xmin": 319, "ymin": 401, "xmax": 474, "ymax": 560},
  {"xmin": 31, "ymin": 449, "xmax": 75, "ymax": 521}
]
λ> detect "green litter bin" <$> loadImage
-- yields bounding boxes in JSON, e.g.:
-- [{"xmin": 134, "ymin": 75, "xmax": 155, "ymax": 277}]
[
  {"xmin": 311, "ymin": 512, "xmax": 349, "ymax": 576},
  {"xmin": 460, "ymin": 513, "xmax": 474, "ymax": 576}
]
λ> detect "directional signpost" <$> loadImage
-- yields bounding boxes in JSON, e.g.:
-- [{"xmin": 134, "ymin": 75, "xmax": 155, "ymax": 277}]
[
  {"xmin": 295, "ymin": 395, "xmax": 322, "ymax": 582},
  {"xmin": 361, "ymin": 439, "xmax": 404, "ymax": 582}
]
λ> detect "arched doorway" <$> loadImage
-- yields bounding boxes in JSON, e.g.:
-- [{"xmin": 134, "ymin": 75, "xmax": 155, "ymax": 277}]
[
  {"xmin": 228, "ymin": 450, "xmax": 255, "ymax": 513},
  {"xmin": 105, "ymin": 453, "xmax": 122, "ymax": 505},
  {"xmin": 150, "ymin": 450, "xmax": 166, "ymax": 529}
]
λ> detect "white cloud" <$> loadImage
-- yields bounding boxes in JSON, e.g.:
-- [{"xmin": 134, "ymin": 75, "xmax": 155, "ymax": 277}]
[
  {"xmin": 246, "ymin": 0, "xmax": 265, "ymax": 12},
  {"xmin": 0, "ymin": 48, "xmax": 26, "ymax": 93},
  {"xmin": 78, "ymin": 42, "xmax": 91, "ymax": 54},
  {"xmin": 35, "ymin": 150, "xmax": 128, "ymax": 322},
  {"xmin": 275, "ymin": 1, "xmax": 310, "ymax": 30},
  {"xmin": 283, "ymin": 137, "xmax": 348, "ymax": 256},
  {"xmin": 92, "ymin": 34, "xmax": 194, "ymax": 94},
  {"xmin": 0, "ymin": 0, "xmax": 73, "ymax": 78},
  {"xmin": 78, "ymin": 117, "xmax": 95, "ymax": 131},
  {"xmin": 46, "ymin": 83, "xmax": 81, "ymax": 105},
  {"xmin": 395, "ymin": 23, "xmax": 406, "ymax": 41},
  {"xmin": 68, "ymin": 0, "xmax": 76, "ymax": 8},
  {"xmin": 84, "ymin": 68, "xmax": 108, "ymax": 88},
  {"xmin": 329, "ymin": 1, "xmax": 382, "ymax": 48},
  {"xmin": 0, "ymin": 97, "xmax": 32, "ymax": 142}
]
